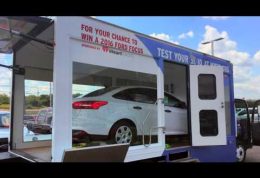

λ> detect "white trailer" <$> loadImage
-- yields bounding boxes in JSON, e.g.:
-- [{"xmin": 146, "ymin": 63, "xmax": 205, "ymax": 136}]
[{"xmin": 0, "ymin": 16, "xmax": 237, "ymax": 162}]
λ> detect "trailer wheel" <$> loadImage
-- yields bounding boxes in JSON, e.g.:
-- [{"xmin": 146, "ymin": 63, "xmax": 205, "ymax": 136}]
[
  {"xmin": 236, "ymin": 145, "xmax": 246, "ymax": 162},
  {"xmin": 110, "ymin": 121, "xmax": 137, "ymax": 145}
]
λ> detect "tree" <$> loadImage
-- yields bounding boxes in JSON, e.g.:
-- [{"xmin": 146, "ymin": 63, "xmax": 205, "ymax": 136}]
[
  {"xmin": 0, "ymin": 94, "xmax": 10, "ymax": 104},
  {"xmin": 39, "ymin": 94, "xmax": 50, "ymax": 107},
  {"xmin": 25, "ymin": 95, "xmax": 40, "ymax": 108}
]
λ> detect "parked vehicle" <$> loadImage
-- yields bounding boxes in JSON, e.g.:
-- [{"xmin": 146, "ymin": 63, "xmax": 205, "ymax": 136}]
[
  {"xmin": 235, "ymin": 99, "xmax": 260, "ymax": 162},
  {"xmin": 35, "ymin": 107, "xmax": 53, "ymax": 125},
  {"xmin": 72, "ymin": 86, "xmax": 187, "ymax": 144},
  {"xmin": 23, "ymin": 115, "xmax": 37, "ymax": 125},
  {"xmin": 27, "ymin": 86, "xmax": 187, "ymax": 144},
  {"xmin": 236, "ymin": 108, "xmax": 260, "ymax": 122},
  {"xmin": 0, "ymin": 111, "xmax": 10, "ymax": 128},
  {"xmin": 26, "ymin": 107, "xmax": 52, "ymax": 134}
]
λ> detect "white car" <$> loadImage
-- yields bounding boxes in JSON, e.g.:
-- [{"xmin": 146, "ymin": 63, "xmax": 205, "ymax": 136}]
[
  {"xmin": 72, "ymin": 86, "xmax": 188, "ymax": 144},
  {"xmin": 0, "ymin": 111, "xmax": 10, "ymax": 128}
]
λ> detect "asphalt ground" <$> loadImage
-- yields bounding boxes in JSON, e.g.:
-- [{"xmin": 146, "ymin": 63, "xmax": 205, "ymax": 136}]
[{"xmin": 245, "ymin": 146, "xmax": 260, "ymax": 162}]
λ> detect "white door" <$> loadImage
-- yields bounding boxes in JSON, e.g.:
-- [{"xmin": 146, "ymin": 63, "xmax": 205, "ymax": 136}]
[{"xmin": 189, "ymin": 65, "xmax": 226, "ymax": 146}]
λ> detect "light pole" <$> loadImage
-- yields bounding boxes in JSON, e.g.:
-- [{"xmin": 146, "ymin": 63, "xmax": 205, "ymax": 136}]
[{"xmin": 201, "ymin": 37, "xmax": 224, "ymax": 56}]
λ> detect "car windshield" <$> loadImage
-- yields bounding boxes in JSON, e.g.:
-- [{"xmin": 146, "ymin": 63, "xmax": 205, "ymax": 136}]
[{"xmin": 83, "ymin": 87, "xmax": 119, "ymax": 97}]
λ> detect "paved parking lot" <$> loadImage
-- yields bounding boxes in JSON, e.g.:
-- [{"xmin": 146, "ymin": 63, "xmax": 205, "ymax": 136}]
[
  {"xmin": 0, "ymin": 127, "xmax": 9, "ymax": 139},
  {"xmin": 245, "ymin": 146, "xmax": 260, "ymax": 162},
  {"xmin": 0, "ymin": 127, "xmax": 51, "ymax": 141}
]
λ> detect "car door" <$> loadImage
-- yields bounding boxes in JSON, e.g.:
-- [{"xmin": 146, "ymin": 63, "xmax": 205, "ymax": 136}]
[
  {"xmin": 127, "ymin": 88, "xmax": 157, "ymax": 136},
  {"xmin": 164, "ymin": 93, "xmax": 188, "ymax": 135},
  {"xmin": 113, "ymin": 88, "xmax": 157, "ymax": 136},
  {"xmin": 234, "ymin": 99, "xmax": 251, "ymax": 144},
  {"xmin": 252, "ymin": 100, "xmax": 260, "ymax": 145}
]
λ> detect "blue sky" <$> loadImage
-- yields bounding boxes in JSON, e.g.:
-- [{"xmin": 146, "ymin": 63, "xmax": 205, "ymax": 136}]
[
  {"xmin": 0, "ymin": 54, "xmax": 12, "ymax": 96},
  {"xmin": 1, "ymin": 16, "xmax": 260, "ymax": 99},
  {"xmin": 95, "ymin": 16, "xmax": 260, "ymax": 99}
]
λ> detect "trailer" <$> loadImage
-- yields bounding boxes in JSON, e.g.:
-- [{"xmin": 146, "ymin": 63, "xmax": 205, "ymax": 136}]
[{"xmin": 0, "ymin": 16, "xmax": 240, "ymax": 162}]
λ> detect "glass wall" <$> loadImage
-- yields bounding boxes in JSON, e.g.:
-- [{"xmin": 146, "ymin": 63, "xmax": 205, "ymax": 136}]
[
  {"xmin": 164, "ymin": 62, "xmax": 189, "ymax": 148},
  {"xmin": 23, "ymin": 80, "xmax": 53, "ymax": 142},
  {"xmin": 72, "ymin": 62, "xmax": 158, "ymax": 148}
]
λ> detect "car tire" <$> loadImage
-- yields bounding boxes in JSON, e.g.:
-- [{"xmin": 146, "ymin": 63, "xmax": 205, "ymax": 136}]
[
  {"xmin": 110, "ymin": 121, "xmax": 137, "ymax": 145},
  {"xmin": 236, "ymin": 144, "xmax": 246, "ymax": 162}
]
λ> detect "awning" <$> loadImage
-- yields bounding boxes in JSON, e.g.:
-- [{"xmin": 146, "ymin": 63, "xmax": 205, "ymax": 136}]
[{"xmin": 0, "ymin": 16, "xmax": 53, "ymax": 54}]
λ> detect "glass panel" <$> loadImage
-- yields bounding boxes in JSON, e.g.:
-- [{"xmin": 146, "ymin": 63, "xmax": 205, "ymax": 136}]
[
  {"xmin": 235, "ymin": 99, "xmax": 250, "ymax": 141},
  {"xmin": 164, "ymin": 93, "xmax": 186, "ymax": 109},
  {"xmin": 23, "ymin": 80, "xmax": 53, "ymax": 142},
  {"xmin": 199, "ymin": 110, "xmax": 218, "ymax": 136},
  {"xmin": 72, "ymin": 62, "xmax": 158, "ymax": 148},
  {"xmin": 198, "ymin": 74, "xmax": 216, "ymax": 100},
  {"xmin": 224, "ymin": 74, "xmax": 231, "ymax": 135},
  {"xmin": 0, "ymin": 53, "xmax": 12, "ymax": 140},
  {"xmin": 251, "ymin": 105, "xmax": 260, "ymax": 123},
  {"xmin": 164, "ymin": 62, "xmax": 189, "ymax": 149},
  {"xmin": 113, "ymin": 88, "xmax": 156, "ymax": 104}
]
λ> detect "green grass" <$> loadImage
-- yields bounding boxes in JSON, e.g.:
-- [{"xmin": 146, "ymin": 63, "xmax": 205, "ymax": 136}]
[
  {"xmin": 0, "ymin": 104, "xmax": 48, "ymax": 115},
  {"xmin": 0, "ymin": 104, "xmax": 10, "ymax": 110}
]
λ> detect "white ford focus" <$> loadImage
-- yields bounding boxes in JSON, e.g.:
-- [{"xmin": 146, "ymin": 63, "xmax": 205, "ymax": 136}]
[{"xmin": 72, "ymin": 86, "xmax": 188, "ymax": 144}]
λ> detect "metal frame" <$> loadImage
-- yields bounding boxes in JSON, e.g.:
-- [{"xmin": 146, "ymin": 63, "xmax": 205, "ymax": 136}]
[{"xmin": 9, "ymin": 17, "xmax": 53, "ymax": 151}]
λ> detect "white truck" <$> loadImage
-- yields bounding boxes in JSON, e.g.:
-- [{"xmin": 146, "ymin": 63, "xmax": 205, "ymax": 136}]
[{"xmin": 0, "ymin": 16, "xmax": 247, "ymax": 162}]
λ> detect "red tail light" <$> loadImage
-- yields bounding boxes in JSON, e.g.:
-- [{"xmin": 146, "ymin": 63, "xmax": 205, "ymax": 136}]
[{"xmin": 72, "ymin": 101, "xmax": 108, "ymax": 109}]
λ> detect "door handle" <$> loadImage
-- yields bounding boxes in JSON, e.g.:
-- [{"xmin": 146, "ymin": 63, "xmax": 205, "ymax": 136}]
[
  {"xmin": 133, "ymin": 106, "xmax": 142, "ymax": 110},
  {"xmin": 165, "ymin": 109, "xmax": 172, "ymax": 113}
]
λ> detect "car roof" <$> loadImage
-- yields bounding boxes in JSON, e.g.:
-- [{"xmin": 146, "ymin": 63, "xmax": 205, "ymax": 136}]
[{"xmin": 116, "ymin": 86, "xmax": 156, "ymax": 90}]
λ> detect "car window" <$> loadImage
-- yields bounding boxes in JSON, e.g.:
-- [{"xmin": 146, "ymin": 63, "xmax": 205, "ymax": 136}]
[
  {"xmin": 113, "ymin": 88, "xmax": 157, "ymax": 104},
  {"xmin": 236, "ymin": 108, "xmax": 242, "ymax": 112},
  {"xmin": 238, "ymin": 110, "xmax": 247, "ymax": 116},
  {"xmin": 38, "ymin": 110, "xmax": 47, "ymax": 120},
  {"xmin": 249, "ymin": 109, "xmax": 258, "ymax": 115},
  {"xmin": 47, "ymin": 111, "xmax": 53, "ymax": 118},
  {"xmin": 164, "ymin": 93, "xmax": 184, "ymax": 108},
  {"xmin": 83, "ymin": 87, "xmax": 118, "ymax": 97},
  {"xmin": 113, "ymin": 89, "xmax": 131, "ymax": 100}
]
